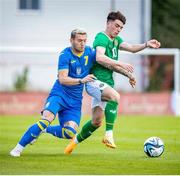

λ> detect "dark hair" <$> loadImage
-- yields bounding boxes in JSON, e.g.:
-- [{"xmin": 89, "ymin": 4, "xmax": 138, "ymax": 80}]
[
  {"xmin": 71, "ymin": 29, "xmax": 87, "ymax": 39},
  {"xmin": 107, "ymin": 11, "xmax": 126, "ymax": 24}
]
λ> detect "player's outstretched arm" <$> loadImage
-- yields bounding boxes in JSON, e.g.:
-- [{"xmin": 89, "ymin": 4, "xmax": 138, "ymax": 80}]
[{"xmin": 119, "ymin": 39, "xmax": 161, "ymax": 53}]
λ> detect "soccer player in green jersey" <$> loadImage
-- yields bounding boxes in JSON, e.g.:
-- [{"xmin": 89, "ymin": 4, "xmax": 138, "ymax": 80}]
[{"xmin": 64, "ymin": 11, "xmax": 160, "ymax": 154}]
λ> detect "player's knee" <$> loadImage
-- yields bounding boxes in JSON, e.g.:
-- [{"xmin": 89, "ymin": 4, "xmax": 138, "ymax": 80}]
[
  {"xmin": 109, "ymin": 91, "xmax": 120, "ymax": 102},
  {"xmin": 42, "ymin": 110, "xmax": 55, "ymax": 123},
  {"xmin": 62, "ymin": 126, "xmax": 77, "ymax": 139},
  {"xmin": 102, "ymin": 87, "xmax": 120, "ymax": 102},
  {"xmin": 114, "ymin": 92, "xmax": 120, "ymax": 102}
]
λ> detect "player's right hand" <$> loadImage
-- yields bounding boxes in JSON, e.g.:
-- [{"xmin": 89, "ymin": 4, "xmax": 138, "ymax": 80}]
[{"xmin": 81, "ymin": 74, "xmax": 97, "ymax": 83}]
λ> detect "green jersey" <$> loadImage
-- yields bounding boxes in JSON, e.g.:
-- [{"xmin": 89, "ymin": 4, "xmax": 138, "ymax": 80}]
[{"xmin": 91, "ymin": 32, "xmax": 124, "ymax": 87}]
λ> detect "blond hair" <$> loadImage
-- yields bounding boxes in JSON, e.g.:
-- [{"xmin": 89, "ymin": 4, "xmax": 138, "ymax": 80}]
[{"xmin": 71, "ymin": 29, "xmax": 87, "ymax": 39}]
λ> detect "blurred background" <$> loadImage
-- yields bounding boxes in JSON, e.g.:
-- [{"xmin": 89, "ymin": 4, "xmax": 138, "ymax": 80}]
[{"xmin": 0, "ymin": 0, "xmax": 180, "ymax": 116}]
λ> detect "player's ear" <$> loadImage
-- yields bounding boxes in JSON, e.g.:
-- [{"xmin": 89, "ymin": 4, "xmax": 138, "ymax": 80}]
[
  {"xmin": 70, "ymin": 38, "xmax": 73, "ymax": 44},
  {"xmin": 70, "ymin": 37, "xmax": 75, "ymax": 45}
]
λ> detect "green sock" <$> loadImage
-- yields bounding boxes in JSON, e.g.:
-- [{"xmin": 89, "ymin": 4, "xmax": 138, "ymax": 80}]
[
  {"xmin": 77, "ymin": 120, "xmax": 98, "ymax": 143},
  {"xmin": 105, "ymin": 100, "xmax": 118, "ymax": 131}
]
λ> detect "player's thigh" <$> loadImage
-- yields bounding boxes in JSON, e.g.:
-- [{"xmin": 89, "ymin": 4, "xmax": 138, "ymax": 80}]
[
  {"xmin": 85, "ymin": 80, "xmax": 109, "ymax": 101},
  {"xmin": 57, "ymin": 108, "xmax": 80, "ymax": 138},
  {"xmin": 41, "ymin": 96, "xmax": 63, "ymax": 122},
  {"xmin": 102, "ymin": 86, "xmax": 120, "ymax": 102},
  {"xmin": 58, "ymin": 107, "xmax": 81, "ymax": 131}
]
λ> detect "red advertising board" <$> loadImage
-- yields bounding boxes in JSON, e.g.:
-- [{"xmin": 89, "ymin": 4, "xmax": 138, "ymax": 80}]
[{"xmin": 0, "ymin": 92, "xmax": 173, "ymax": 115}]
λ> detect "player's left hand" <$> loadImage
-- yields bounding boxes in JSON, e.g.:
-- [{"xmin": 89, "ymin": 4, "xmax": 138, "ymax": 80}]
[
  {"xmin": 129, "ymin": 77, "xmax": 136, "ymax": 88},
  {"xmin": 147, "ymin": 39, "xmax": 161, "ymax": 48}
]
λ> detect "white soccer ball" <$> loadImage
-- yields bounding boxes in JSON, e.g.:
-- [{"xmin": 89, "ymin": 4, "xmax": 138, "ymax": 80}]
[{"xmin": 144, "ymin": 137, "xmax": 164, "ymax": 157}]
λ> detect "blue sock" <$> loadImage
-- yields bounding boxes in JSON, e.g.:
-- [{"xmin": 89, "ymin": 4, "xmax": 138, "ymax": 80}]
[
  {"xmin": 19, "ymin": 119, "xmax": 50, "ymax": 147},
  {"xmin": 46, "ymin": 125, "xmax": 76, "ymax": 139},
  {"xmin": 46, "ymin": 125, "xmax": 63, "ymax": 138}
]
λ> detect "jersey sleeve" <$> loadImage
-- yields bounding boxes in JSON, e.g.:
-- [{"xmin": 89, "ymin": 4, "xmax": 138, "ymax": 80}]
[
  {"xmin": 58, "ymin": 52, "xmax": 69, "ymax": 71},
  {"xmin": 90, "ymin": 48, "xmax": 96, "ymax": 62},
  {"xmin": 93, "ymin": 33, "xmax": 109, "ymax": 49},
  {"xmin": 117, "ymin": 36, "xmax": 124, "ymax": 47}
]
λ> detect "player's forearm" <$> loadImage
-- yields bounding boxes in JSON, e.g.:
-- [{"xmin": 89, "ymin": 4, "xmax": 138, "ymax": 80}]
[
  {"xmin": 96, "ymin": 53, "xmax": 120, "ymax": 68},
  {"xmin": 120, "ymin": 42, "xmax": 147, "ymax": 53},
  {"xmin": 59, "ymin": 77, "xmax": 81, "ymax": 85},
  {"xmin": 110, "ymin": 65, "xmax": 134, "ymax": 79},
  {"xmin": 129, "ymin": 43, "xmax": 147, "ymax": 53}
]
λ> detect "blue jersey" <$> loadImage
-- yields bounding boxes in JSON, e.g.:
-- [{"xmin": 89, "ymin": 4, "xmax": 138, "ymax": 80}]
[{"xmin": 49, "ymin": 46, "xmax": 96, "ymax": 108}]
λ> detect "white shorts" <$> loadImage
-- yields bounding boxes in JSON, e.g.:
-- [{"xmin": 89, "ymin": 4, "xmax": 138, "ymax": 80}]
[{"xmin": 85, "ymin": 80, "xmax": 109, "ymax": 110}]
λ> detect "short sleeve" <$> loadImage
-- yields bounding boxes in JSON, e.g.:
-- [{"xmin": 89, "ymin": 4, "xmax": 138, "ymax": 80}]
[
  {"xmin": 90, "ymin": 48, "xmax": 96, "ymax": 63},
  {"xmin": 58, "ymin": 52, "xmax": 69, "ymax": 71},
  {"xmin": 117, "ymin": 36, "xmax": 124, "ymax": 46},
  {"xmin": 93, "ymin": 33, "xmax": 109, "ymax": 49}
]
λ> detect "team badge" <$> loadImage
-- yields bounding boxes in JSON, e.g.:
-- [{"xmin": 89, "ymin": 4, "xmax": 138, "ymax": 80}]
[
  {"xmin": 114, "ymin": 39, "xmax": 118, "ymax": 46},
  {"xmin": 76, "ymin": 67, "xmax": 81, "ymax": 75}
]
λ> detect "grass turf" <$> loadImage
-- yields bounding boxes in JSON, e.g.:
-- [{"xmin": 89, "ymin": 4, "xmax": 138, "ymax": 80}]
[{"xmin": 0, "ymin": 115, "xmax": 180, "ymax": 174}]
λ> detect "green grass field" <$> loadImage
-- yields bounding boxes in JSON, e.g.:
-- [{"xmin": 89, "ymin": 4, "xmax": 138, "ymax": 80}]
[{"xmin": 0, "ymin": 115, "xmax": 180, "ymax": 175}]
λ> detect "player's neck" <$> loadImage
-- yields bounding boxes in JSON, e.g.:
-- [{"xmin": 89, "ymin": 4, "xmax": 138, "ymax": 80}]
[
  {"xmin": 71, "ymin": 48, "xmax": 84, "ymax": 57},
  {"xmin": 104, "ymin": 30, "xmax": 114, "ymax": 40}
]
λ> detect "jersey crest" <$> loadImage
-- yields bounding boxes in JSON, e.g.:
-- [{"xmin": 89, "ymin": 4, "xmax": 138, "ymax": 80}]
[
  {"xmin": 76, "ymin": 67, "xmax": 81, "ymax": 75},
  {"xmin": 114, "ymin": 39, "xmax": 118, "ymax": 47}
]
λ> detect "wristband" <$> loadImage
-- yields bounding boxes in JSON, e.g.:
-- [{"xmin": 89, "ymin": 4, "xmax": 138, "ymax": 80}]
[
  {"xmin": 79, "ymin": 79, "xmax": 82, "ymax": 84},
  {"xmin": 145, "ymin": 42, "xmax": 148, "ymax": 47}
]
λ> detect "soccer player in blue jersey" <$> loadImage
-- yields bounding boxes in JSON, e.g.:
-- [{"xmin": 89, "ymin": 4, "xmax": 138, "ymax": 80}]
[
  {"xmin": 10, "ymin": 29, "xmax": 135, "ymax": 157},
  {"xmin": 10, "ymin": 29, "xmax": 96, "ymax": 157}
]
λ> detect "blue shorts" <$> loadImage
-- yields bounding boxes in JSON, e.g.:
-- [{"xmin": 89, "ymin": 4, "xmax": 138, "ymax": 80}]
[{"xmin": 42, "ymin": 95, "xmax": 81, "ymax": 126}]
